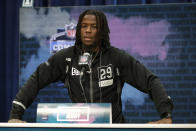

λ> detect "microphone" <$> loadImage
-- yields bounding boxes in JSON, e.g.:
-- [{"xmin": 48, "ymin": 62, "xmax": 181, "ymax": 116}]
[
  {"xmin": 78, "ymin": 52, "xmax": 91, "ymax": 103},
  {"xmin": 78, "ymin": 52, "xmax": 92, "ymax": 74}
]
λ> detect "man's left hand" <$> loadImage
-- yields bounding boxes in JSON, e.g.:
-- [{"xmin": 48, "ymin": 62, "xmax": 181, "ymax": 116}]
[{"xmin": 148, "ymin": 118, "xmax": 172, "ymax": 124}]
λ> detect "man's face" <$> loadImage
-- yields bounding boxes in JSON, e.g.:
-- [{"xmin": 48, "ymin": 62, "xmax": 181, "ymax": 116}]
[{"xmin": 81, "ymin": 14, "xmax": 97, "ymax": 46}]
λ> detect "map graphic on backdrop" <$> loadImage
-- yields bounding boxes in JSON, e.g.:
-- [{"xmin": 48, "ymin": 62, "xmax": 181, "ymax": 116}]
[{"xmin": 20, "ymin": 4, "xmax": 196, "ymax": 123}]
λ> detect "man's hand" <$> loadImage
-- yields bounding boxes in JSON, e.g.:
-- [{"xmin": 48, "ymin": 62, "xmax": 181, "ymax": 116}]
[
  {"xmin": 8, "ymin": 119, "xmax": 27, "ymax": 123},
  {"xmin": 148, "ymin": 118, "xmax": 172, "ymax": 124}
]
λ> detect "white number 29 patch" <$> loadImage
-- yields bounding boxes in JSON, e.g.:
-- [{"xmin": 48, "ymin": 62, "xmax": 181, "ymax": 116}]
[{"xmin": 98, "ymin": 65, "xmax": 113, "ymax": 87}]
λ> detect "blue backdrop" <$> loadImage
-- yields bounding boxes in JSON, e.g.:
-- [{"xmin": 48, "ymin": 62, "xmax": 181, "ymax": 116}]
[{"xmin": 0, "ymin": 0, "xmax": 195, "ymax": 123}]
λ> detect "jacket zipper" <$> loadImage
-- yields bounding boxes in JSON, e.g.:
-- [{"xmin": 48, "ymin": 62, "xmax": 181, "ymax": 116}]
[{"xmin": 90, "ymin": 67, "xmax": 93, "ymax": 102}]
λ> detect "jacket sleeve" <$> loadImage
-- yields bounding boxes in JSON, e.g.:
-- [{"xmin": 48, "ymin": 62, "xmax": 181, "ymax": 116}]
[
  {"xmin": 9, "ymin": 49, "xmax": 66, "ymax": 120},
  {"xmin": 118, "ymin": 50, "xmax": 173, "ymax": 118}
]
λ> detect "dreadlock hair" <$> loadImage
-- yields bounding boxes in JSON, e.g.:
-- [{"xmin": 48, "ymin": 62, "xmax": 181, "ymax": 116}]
[{"xmin": 75, "ymin": 9, "xmax": 111, "ymax": 50}]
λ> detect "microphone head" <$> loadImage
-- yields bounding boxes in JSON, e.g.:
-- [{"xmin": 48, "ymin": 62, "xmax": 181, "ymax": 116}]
[
  {"xmin": 78, "ymin": 52, "xmax": 91, "ymax": 66},
  {"xmin": 83, "ymin": 52, "xmax": 90, "ymax": 56}
]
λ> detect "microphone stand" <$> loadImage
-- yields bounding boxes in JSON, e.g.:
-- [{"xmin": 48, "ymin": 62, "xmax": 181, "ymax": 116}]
[{"xmin": 79, "ymin": 67, "xmax": 87, "ymax": 103}]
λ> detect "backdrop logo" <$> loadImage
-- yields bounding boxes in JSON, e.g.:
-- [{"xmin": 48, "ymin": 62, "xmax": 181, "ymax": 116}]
[
  {"xmin": 65, "ymin": 23, "xmax": 76, "ymax": 39},
  {"xmin": 50, "ymin": 23, "xmax": 76, "ymax": 54}
]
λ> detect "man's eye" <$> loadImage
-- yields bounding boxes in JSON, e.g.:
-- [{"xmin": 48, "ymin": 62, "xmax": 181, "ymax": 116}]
[{"xmin": 81, "ymin": 25, "xmax": 87, "ymax": 28}]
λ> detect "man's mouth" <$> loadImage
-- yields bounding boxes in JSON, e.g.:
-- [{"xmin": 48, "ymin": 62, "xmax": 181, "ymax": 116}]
[{"xmin": 84, "ymin": 37, "xmax": 92, "ymax": 41}]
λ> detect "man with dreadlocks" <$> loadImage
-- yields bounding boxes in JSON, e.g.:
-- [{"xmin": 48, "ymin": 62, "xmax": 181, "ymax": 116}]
[{"xmin": 9, "ymin": 10, "xmax": 173, "ymax": 123}]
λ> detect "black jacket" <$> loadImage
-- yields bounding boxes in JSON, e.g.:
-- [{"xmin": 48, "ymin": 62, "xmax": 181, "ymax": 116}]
[{"xmin": 10, "ymin": 46, "xmax": 173, "ymax": 123}]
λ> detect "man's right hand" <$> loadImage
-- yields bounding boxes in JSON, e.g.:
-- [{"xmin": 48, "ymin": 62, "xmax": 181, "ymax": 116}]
[{"xmin": 8, "ymin": 119, "xmax": 27, "ymax": 123}]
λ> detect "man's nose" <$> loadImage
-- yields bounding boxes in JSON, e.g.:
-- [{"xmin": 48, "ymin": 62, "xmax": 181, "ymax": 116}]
[{"xmin": 86, "ymin": 26, "xmax": 92, "ymax": 33}]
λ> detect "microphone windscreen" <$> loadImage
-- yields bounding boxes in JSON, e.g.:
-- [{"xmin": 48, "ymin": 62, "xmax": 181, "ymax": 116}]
[{"xmin": 78, "ymin": 52, "xmax": 91, "ymax": 66}]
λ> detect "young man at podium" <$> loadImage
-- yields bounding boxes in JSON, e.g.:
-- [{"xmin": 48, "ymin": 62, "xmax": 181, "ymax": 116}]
[{"xmin": 9, "ymin": 9, "xmax": 173, "ymax": 123}]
